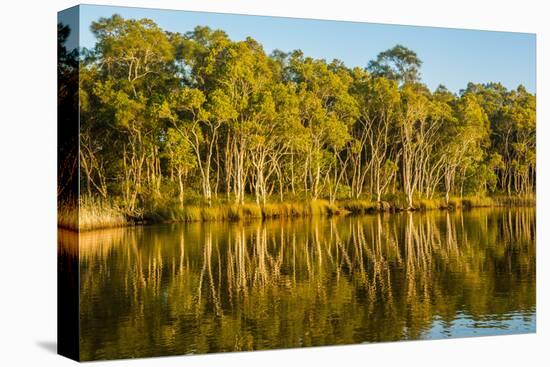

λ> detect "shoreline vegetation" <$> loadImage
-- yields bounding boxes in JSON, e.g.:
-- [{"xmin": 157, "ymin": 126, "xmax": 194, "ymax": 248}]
[
  {"xmin": 58, "ymin": 195, "xmax": 535, "ymax": 231},
  {"xmin": 57, "ymin": 16, "xmax": 536, "ymax": 232}
]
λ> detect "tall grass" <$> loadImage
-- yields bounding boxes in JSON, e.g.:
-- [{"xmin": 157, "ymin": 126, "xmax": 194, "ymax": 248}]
[
  {"xmin": 341, "ymin": 200, "xmax": 378, "ymax": 214},
  {"xmin": 146, "ymin": 200, "xmax": 336, "ymax": 223},
  {"xmin": 261, "ymin": 202, "xmax": 308, "ymax": 218},
  {"xmin": 58, "ymin": 197, "xmax": 127, "ymax": 231},
  {"xmin": 309, "ymin": 200, "xmax": 340, "ymax": 216},
  {"xmin": 60, "ymin": 194, "xmax": 535, "ymax": 231},
  {"xmin": 461, "ymin": 196, "xmax": 495, "ymax": 209},
  {"xmin": 417, "ymin": 198, "xmax": 447, "ymax": 210},
  {"xmin": 492, "ymin": 195, "xmax": 536, "ymax": 207},
  {"xmin": 57, "ymin": 200, "xmax": 79, "ymax": 231},
  {"xmin": 79, "ymin": 197, "xmax": 127, "ymax": 231}
]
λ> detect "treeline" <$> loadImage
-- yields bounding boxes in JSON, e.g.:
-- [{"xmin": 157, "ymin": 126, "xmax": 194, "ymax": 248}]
[{"xmin": 67, "ymin": 15, "xmax": 536, "ymax": 215}]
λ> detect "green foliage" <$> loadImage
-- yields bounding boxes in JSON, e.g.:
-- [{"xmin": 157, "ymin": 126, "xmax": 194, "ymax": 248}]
[
  {"xmin": 164, "ymin": 128, "xmax": 196, "ymax": 172},
  {"xmin": 68, "ymin": 14, "xmax": 536, "ymax": 230},
  {"xmin": 367, "ymin": 45, "xmax": 422, "ymax": 85}
]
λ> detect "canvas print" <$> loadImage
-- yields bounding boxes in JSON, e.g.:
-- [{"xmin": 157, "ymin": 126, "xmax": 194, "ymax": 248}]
[{"xmin": 57, "ymin": 4, "xmax": 536, "ymax": 362}]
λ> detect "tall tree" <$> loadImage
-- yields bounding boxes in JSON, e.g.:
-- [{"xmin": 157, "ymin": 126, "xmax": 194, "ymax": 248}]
[
  {"xmin": 367, "ymin": 45, "xmax": 422, "ymax": 86},
  {"xmin": 75, "ymin": 15, "xmax": 536, "ymax": 215},
  {"xmin": 86, "ymin": 15, "xmax": 174, "ymax": 212},
  {"xmin": 351, "ymin": 74, "xmax": 401, "ymax": 202}
]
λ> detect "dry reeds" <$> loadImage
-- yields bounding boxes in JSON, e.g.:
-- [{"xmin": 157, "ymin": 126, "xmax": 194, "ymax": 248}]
[{"xmin": 58, "ymin": 197, "xmax": 127, "ymax": 231}]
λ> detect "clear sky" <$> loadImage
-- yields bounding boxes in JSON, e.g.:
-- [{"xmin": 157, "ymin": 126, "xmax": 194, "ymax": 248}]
[{"xmin": 62, "ymin": 4, "xmax": 536, "ymax": 94}]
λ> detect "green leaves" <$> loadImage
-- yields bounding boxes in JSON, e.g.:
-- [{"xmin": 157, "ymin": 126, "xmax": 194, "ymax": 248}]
[
  {"xmin": 164, "ymin": 128, "xmax": 196, "ymax": 171},
  {"xmin": 92, "ymin": 79, "xmax": 144, "ymax": 129},
  {"xmin": 206, "ymin": 89, "xmax": 237, "ymax": 122},
  {"xmin": 172, "ymin": 88, "xmax": 206, "ymax": 113},
  {"xmin": 78, "ymin": 14, "xmax": 535, "ymax": 205},
  {"xmin": 367, "ymin": 45, "xmax": 422, "ymax": 86},
  {"xmin": 91, "ymin": 15, "xmax": 174, "ymax": 77}
]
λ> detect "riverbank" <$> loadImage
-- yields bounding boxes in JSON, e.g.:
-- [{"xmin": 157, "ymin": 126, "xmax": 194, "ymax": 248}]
[{"xmin": 58, "ymin": 195, "xmax": 535, "ymax": 232}]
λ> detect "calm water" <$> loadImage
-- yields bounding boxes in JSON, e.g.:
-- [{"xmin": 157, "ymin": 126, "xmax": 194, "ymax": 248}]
[{"xmin": 59, "ymin": 208, "xmax": 536, "ymax": 360}]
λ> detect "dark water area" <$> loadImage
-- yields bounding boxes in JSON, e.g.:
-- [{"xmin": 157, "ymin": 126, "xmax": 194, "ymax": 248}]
[{"xmin": 59, "ymin": 208, "xmax": 535, "ymax": 360}]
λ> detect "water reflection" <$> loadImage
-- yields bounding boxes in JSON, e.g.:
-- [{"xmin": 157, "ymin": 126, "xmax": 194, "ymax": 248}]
[{"xmin": 62, "ymin": 208, "xmax": 535, "ymax": 360}]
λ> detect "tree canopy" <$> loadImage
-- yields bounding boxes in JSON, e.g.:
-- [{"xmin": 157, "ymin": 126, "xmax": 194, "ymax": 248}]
[{"xmin": 67, "ymin": 15, "xmax": 536, "ymax": 214}]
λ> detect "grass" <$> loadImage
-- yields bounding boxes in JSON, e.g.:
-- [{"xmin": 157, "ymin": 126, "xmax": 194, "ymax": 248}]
[
  {"xmin": 341, "ymin": 200, "xmax": 378, "ymax": 214},
  {"xmin": 417, "ymin": 198, "xmax": 447, "ymax": 210},
  {"xmin": 61, "ymin": 194, "xmax": 535, "ymax": 231},
  {"xmin": 309, "ymin": 200, "xmax": 340, "ymax": 216},
  {"xmin": 157, "ymin": 200, "xmax": 335, "ymax": 222},
  {"xmin": 461, "ymin": 196, "xmax": 495, "ymax": 209},
  {"xmin": 58, "ymin": 197, "xmax": 127, "ymax": 231},
  {"xmin": 57, "ymin": 200, "xmax": 79, "ymax": 231},
  {"xmin": 493, "ymin": 195, "xmax": 536, "ymax": 207},
  {"xmin": 65, "ymin": 198, "xmax": 345, "ymax": 231}
]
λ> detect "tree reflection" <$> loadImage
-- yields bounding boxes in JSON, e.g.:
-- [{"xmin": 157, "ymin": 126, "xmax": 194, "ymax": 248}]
[{"xmin": 75, "ymin": 209, "xmax": 536, "ymax": 360}]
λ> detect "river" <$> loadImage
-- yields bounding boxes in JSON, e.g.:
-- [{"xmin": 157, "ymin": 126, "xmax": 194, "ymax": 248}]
[{"xmin": 59, "ymin": 208, "xmax": 536, "ymax": 360}]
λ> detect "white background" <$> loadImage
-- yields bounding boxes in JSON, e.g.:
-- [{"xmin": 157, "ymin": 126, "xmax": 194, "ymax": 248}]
[{"xmin": 0, "ymin": 0, "xmax": 547, "ymax": 365}]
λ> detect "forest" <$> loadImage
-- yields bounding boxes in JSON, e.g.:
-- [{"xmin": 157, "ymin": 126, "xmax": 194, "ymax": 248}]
[{"xmin": 58, "ymin": 15, "xmax": 536, "ymax": 229}]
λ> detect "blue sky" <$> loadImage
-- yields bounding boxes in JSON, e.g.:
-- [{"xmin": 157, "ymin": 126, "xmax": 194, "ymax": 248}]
[{"xmin": 61, "ymin": 4, "xmax": 536, "ymax": 94}]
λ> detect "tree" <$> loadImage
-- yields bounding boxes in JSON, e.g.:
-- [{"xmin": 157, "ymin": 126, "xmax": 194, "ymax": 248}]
[
  {"xmin": 211, "ymin": 38, "xmax": 276, "ymax": 204},
  {"xmin": 85, "ymin": 15, "xmax": 175, "ymax": 212},
  {"xmin": 162, "ymin": 87, "xmax": 236, "ymax": 205},
  {"xmin": 466, "ymin": 83, "xmax": 535, "ymax": 196},
  {"xmin": 58, "ymin": 22, "xmax": 80, "ymax": 201},
  {"xmin": 74, "ymin": 14, "xmax": 536, "ymax": 216},
  {"xmin": 398, "ymin": 85, "xmax": 432, "ymax": 208},
  {"xmin": 503, "ymin": 86, "xmax": 536, "ymax": 195},
  {"xmin": 441, "ymin": 94, "xmax": 489, "ymax": 203},
  {"xmin": 351, "ymin": 74, "xmax": 400, "ymax": 202},
  {"xmin": 164, "ymin": 128, "xmax": 196, "ymax": 206},
  {"xmin": 287, "ymin": 53, "xmax": 358, "ymax": 201},
  {"xmin": 367, "ymin": 45, "xmax": 422, "ymax": 86}
]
